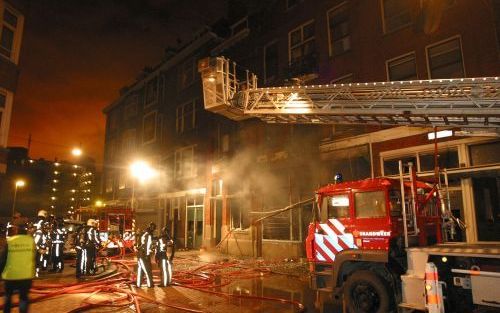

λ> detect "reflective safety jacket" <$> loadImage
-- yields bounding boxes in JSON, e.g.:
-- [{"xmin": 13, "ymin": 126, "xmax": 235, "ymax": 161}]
[
  {"xmin": 138, "ymin": 231, "xmax": 153, "ymax": 257},
  {"xmin": 2, "ymin": 235, "xmax": 36, "ymax": 280}
]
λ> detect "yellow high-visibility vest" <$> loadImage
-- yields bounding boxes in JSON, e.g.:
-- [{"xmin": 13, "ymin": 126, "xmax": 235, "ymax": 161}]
[{"xmin": 2, "ymin": 235, "xmax": 35, "ymax": 280}]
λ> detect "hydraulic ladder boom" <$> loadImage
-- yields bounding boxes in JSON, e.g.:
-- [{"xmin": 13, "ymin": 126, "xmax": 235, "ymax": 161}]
[{"xmin": 198, "ymin": 57, "xmax": 500, "ymax": 129}]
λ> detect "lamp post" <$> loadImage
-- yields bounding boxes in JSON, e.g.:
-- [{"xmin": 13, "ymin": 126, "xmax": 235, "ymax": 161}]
[
  {"xmin": 129, "ymin": 160, "xmax": 157, "ymax": 223},
  {"xmin": 12, "ymin": 179, "xmax": 26, "ymax": 217}
]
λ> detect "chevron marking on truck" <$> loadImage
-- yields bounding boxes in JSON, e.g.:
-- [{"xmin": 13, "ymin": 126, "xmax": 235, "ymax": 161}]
[{"xmin": 315, "ymin": 218, "xmax": 358, "ymax": 262}]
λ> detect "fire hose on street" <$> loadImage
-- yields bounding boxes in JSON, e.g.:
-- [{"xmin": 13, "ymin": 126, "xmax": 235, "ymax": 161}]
[{"xmin": 0, "ymin": 254, "xmax": 306, "ymax": 312}]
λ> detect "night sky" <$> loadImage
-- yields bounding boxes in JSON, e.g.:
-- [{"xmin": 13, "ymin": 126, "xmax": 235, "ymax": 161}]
[{"xmin": 8, "ymin": 0, "xmax": 224, "ymax": 165}]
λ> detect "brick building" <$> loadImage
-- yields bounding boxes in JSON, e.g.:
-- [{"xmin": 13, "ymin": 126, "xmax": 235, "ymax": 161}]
[
  {"xmin": 102, "ymin": 0, "xmax": 500, "ymax": 257},
  {"xmin": 0, "ymin": 0, "xmax": 24, "ymax": 173}
]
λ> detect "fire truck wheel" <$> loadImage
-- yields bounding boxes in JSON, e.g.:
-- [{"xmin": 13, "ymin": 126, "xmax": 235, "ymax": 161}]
[{"xmin": 344, "ymin": 270, "xmax": 392, "ymax": 313}]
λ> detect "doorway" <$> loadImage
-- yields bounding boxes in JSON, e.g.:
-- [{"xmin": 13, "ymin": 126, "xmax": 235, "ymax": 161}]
[
  {"xmin": 186, "ymin": 196, "xmax": 204, "ymax": 249},
  {"xmin": 473, "ymin": 176, "xmax": 500, "ymax": 241}
]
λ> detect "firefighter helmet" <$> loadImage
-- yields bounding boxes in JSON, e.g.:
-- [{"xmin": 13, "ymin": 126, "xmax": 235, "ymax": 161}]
[
  {"xmin": 37, "ymin": 210, "xmax": 48, "ymax": 218},
  {"xmin": 161, "ymin": 226, "xmax": 168, "ymax": 236},
  {"xmin": 148, "ymin": 222, "xmax": 156, "ymax": 232}
]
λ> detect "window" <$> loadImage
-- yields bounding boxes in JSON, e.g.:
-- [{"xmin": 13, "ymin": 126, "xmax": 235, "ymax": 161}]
[
  {"xmin": 174, "ymin": 146, "xmax": 196, "ymax": 179},
  {"xmin": 0, "ymin": 92, "xmax": 5, "ymax": 108},
  {"xmin": 327, "ymin": 3, "xmax": 350, "ymax": 57},
  {"xmin": 121, "ymin": 129, "xmax": 136, "ymax": 154},
  {"xmin": 469, "ymin": 141, "xmax": 500, "ymax": 166},
  {"xmin": 494, "ymin": 1, "xmax": 500, "ymax": 48},
  {"xmin": 419, "ymin": 149, "xmax": 459, "ymax": 171},
  {"xmin": 355, "ymin": 191, "xmax": 386, "ymax": 218},
  {"xmin": 179, "ymin": 59, "xmax": 195, "ymax": 89},
  {"xmin": 324, "ymin": 194, "xmax": 350, "ymax": 219},
  {"xmin": 286, "ymin": 0, "xmax": 301, "ymax": 10},
  {"xmin": 176, "ymin": 100, "xmax": 196, "ymax": 133},
  {"xmin": 145, "ymin": 78, "xmax": 158, "ymax": 106},
  {"xmin": 383, "ymin": 155, "xmax": 417, "ymax": 175},
  {"xmin": 0, "ymin": 6, "xmax": 20, "ymax": 60},
  {"xmin": 331, "ymin": 73, "xmax": 353, "ymax": 84},
  {"xmin": 108, "ymin": 111, "xmax": 119, "ymax": 131},
  {"xmin": 289, "ymin": 20, "xmax": 315, "ymax": 64},
  {"xmin": 427, "ymin": 37, "xmax": 464, "ymax": 79},
  {"xmin": 142, "ymin": 111, "xmax": 156, "ymax": 143},
  {"xmin": 264, "ymin": 41, "xmax": 279, "ymax": 83},
  {"xmin": 118, "ymin": 172, "xmax": 127, "ymax": 190},
  {"xmin": 106, "ymin": 140, "xmax": 117, "ymax": 162},
  {"xmin": 229, "ymin": 197, "xmax": 249, "ymax": 230},
  {"xmin": 387, "ymin": 52, "xmax": 417, "ymax": 81},
  {"xmin": 124, "ymin": 96, "xmax": 138, "ymax": 120},
  {"xmin": 105, "ymin": 174, "xmax": 113, "ymax": 193},
  {"xmin": 381, "ymin": 0, "xmax": 412, "ymax": 33}
]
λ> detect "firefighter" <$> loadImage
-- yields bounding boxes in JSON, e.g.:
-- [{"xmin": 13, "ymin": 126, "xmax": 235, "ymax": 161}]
[
  {"xmin": 74, "ymin": 224, "xmax": 86, "ymax": 278},
  {"xmin": 33, "ymin": 220, "xmax": 49, "ymax": 277},
  {"xmin": 136, "ymin": 223, "xmax": 155, "ymax": 288},
  {"xmin": 156, "ymin": 226, "xmax": 174, "ymax": 286},
  {"xmin": 85, "ymin": 219, "xmax": 100, "ymax": 275},
  {"xmin": 34, "ymin": 210, "xmax": 47, "ymax": 231},
  {"xmin": 49, "ymin": 218, "xmax": 66, "ymax": 272},
  {"xmin": 0, "ymin": 221, "xmax": 36, "ymax": 313}
]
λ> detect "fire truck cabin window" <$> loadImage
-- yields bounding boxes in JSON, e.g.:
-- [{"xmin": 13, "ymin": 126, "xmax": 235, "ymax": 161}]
[
  {"xmin": 325, "ymin": 194, "xmax": 350, "ymax": 219},
  {"xmin": 355, "ymin": 191, "xmax": 386, "ymax": 218},
  {"xmin": 389, "ymin": 189, "xmax": 402, "ymax": 216}
]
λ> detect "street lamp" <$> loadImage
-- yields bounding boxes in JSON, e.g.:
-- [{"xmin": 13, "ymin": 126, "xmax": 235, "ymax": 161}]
[
  {"xmin": 129, "ymin": 160, "xmax": 157, "ymax": 210},
  {"xmin": 71, "ymin": 147, "xmax": 82, "ymax": 157},
  {"xmin": 12, "ymin": 179, "xmax": 26, "ymax": 217}
]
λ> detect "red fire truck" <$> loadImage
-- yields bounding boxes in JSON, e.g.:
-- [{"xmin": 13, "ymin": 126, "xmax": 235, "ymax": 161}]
[{"xmin": 198, "ymin": 57, "xmax": 500, "ymax": 313}]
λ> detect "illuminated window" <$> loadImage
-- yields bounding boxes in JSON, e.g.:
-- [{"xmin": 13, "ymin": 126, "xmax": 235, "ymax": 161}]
[
  {"xmin": 427, "ymin": 36, "xmax": 464, "ymax": 79},
  {"xmin": 105, "ymin": 174, "xmax": 113, "ymax": 193},
  {"xmin": 387, "ymin": 52, "xmax": 417, "ymax": 81},
  {"xmin": 288, "ymin": 20, "xmax": 315, "ymax": 65},
  {"xmin": 381, "ymin": 0, "xmax": 412, "ymax": 33},
  {"xmin": 327, "ymin": 2, "xmax": 350, "ymax": 57},
  {"xmin": 176, "ymin": 100, "xmax": 196, "ymax": 133},
  {"xmin": 142, "ymin": 111, "xmax": 157, "ymax": 143}
]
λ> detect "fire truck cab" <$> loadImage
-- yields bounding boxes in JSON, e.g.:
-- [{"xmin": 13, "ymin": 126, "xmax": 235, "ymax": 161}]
[{"xmin": 307, "ymin": 176, "xmax": 500, "ymax": 313}]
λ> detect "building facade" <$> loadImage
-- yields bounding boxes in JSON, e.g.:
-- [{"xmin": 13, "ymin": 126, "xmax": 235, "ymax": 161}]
[
  {"xmin": 0, "ymin": 0, "xmax": 24, "ymax": 173},
  {"xmin": 102, "ymin": 0, "xmax": 500, "ymax": 257}
]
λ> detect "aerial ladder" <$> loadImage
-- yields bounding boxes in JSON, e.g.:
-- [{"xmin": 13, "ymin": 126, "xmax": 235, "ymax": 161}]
[
  {"xmin": 198, "ymin": 57, "xmax": 500, "ymax": 130},
  {"xmin": 198, "ymin": 57, "xmax": 500, "ymax": 313}
]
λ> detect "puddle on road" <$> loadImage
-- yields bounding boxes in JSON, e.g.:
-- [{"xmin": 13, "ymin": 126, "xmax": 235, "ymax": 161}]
[{"xmin": 211, "ymin": 273, "xmax": 324, "ymax": 313}]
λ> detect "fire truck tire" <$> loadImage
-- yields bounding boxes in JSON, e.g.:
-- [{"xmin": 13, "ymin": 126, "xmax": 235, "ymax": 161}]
[{"xmin": 344, "ymin": 270, "xmax": 393, "ymax": 313}]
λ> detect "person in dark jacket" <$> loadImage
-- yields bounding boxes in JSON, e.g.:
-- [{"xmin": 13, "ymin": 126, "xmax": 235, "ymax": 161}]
[
  {"xmin": 136, "ymin": 223, "xmax": 155, "ymax": 287},
  {"xmin": 74, "ymin": 225, "xmax": 86, "ymax": 278},
  {"xmin": 0, "ymin": 221, "xmax": 36, "ymax": 313}
]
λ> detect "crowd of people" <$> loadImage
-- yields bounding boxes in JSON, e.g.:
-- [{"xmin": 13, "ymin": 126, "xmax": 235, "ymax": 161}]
[{"xmin": 0, "ymin": 210, "xmax": 175, "ymax": 312}]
